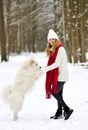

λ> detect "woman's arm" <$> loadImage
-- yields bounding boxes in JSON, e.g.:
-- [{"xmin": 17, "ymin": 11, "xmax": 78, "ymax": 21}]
[{"xmin": 46, "ymin": 47, "xmax": 65, "ymax": 71}]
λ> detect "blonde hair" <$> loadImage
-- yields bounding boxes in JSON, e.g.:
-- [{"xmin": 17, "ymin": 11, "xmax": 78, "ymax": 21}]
[{"xmin": 45, "ymin": 40, "xmax": 60, "ymax": 56}]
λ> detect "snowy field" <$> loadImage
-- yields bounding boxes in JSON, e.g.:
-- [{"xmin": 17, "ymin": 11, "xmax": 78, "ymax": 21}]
[{"xmin": 0, "ymin": 52, "xmax": 88, "ymax": 130}]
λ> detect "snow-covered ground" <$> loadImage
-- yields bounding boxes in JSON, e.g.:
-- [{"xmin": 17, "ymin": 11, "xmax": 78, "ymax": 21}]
[{"xmin": 0, "ymin": 52, "xmax": 88, "ymax": 130}]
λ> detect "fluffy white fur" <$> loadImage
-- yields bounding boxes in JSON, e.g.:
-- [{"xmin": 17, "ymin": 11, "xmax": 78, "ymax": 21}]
[{"xmin": 2, "ymin": 59, "xmax": 42, "ymax": 121}]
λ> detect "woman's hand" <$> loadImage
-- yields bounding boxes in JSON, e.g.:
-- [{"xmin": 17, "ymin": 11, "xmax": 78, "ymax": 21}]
[{"xmin": 40, "ymin": 67, "xmax": 48, "ymax": 73}]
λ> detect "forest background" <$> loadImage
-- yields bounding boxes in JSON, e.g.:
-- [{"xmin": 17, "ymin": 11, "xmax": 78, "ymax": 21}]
[{"xmin": 0, "ymin": 0, "xmax": 88, "ymax": 63}]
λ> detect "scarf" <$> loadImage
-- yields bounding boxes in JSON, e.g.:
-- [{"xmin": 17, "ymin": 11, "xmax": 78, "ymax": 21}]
[{"xmin": 45, "ymin": 43, "xmax": 62, "ymax": 99}]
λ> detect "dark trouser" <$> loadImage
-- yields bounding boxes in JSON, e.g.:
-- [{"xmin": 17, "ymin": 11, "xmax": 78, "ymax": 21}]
[{"xmin": 52, "ymin": 81, "xmax": 69, "ymax": 112}]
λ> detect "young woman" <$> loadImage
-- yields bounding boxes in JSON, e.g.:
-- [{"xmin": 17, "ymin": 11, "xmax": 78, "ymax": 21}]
[{"xmin": 42, "ymin": 29, "xmax": 73, "ymax": 120}]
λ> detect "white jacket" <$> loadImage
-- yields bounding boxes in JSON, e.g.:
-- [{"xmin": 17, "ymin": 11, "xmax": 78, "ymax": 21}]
[{"xmin": 46, "ymin": 46, "xmax": 69, "ymax": 82}]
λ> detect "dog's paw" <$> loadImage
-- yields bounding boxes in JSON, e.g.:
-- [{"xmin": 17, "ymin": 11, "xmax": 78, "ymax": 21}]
[{"xmin": 13, "ymin": 114, "xmax": 18, "ymax": 121}]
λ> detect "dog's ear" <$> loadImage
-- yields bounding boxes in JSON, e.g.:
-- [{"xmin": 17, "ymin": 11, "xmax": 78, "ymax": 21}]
[{"xmin": 30, "ymin": 59, "xmax": 35, "ymax": 65}]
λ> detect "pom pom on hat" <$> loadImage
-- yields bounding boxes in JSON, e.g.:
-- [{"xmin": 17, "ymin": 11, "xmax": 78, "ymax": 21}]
[{"xmin": 47, "ymin": 29, "xmax": 58, "ymax": 41}]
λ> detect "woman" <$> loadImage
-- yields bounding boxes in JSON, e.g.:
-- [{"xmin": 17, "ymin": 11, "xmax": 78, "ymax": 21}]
[{"xmin": 42, "ymin": 29, "xmax": 73, "ymax": 120}]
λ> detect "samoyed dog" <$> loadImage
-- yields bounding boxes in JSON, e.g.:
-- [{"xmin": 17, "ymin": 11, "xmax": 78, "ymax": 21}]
[{"xmin": 2, "ymin": 58, "xmax": 42, "ymax": 121}]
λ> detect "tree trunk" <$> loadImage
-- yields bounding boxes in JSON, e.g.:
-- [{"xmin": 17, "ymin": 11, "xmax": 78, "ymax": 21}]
[{"xmin": 0, "ymin": 0, "xmax": 7, "ymax": 61}]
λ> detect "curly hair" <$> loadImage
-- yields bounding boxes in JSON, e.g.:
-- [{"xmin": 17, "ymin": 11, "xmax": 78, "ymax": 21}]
[{"xmin": 45, "ymin": 40, "xmax": 60, "ymax": 57}]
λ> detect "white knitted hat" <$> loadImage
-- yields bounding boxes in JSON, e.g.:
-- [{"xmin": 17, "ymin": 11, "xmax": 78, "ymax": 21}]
[{"xmin": 47, "ymin": 29, "xmax": 58, "ymax": 41}]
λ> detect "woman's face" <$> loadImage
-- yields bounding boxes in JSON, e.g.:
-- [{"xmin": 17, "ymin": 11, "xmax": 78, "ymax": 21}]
[{"xmin": 49, "ymin": 38, "xmax": 55, "ymax": 44}]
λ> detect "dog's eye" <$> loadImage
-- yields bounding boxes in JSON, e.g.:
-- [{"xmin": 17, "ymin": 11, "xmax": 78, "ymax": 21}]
[{"xmin": 36, "ymin": 64, "xmax": 38, "ymax": 66}]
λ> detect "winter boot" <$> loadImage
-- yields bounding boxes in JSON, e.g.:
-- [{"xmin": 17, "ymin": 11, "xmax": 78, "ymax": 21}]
[
  {"xmin": 50, "ymin": 109, "xmax": 63, "ymax": 119},
  {"xmin": 64, "ymin": 109, "xmax": 73, "ymax": 120}
]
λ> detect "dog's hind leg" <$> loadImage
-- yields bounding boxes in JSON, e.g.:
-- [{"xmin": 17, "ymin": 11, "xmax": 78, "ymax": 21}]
[
  {"xmin": 13, "ymin": 112, "xmax": 18, "ymax": 121},
  {"xmin": 13, "ymin": 99, "xmax": 23, "ymax": 121}
]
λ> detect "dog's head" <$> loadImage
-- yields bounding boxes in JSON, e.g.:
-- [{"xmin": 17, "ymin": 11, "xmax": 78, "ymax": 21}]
[
  {"xmin": 23, "ymin": 58, "xmax": 42, "ymax": 78},
  {"xmin": 30, "ymin": 59, "xmax": 41, "ymax": 69},
  {"xmin": 30, "ymin": 59, "xmax": 42, "ymax": 78}
]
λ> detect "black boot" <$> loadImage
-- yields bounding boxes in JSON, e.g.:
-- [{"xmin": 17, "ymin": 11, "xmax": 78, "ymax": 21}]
[
  {"xmin": 64, "ymin": 109, "xmax": 73, "ymax": 120},
  {"xmin": 50, "ymin": 109, "xmax": 63, "ymax": 119}
]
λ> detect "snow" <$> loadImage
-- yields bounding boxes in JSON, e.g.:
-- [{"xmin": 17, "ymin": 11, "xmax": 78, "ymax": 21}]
[{"xmin": 0, "ymin": 52, "xmax": 88, "ymax": 130}]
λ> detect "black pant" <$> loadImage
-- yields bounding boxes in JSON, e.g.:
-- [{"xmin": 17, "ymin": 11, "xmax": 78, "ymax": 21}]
[{"xmin": 52, "ymin": 81, "xmax": 69, "ymax": 111}]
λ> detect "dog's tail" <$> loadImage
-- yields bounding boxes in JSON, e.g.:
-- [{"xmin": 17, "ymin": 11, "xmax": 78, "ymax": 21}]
[{"xmin": 2, "ymin": 84, "xmax": 13, "ymax": 103}]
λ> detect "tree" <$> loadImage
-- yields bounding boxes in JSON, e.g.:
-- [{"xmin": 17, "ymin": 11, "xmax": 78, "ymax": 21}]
[
  {"xmin": 61, "ymin": 0, "xmax": 88, "ymax": 63},
  {"xmin": 1, "ymin": 0, "xmax": 87, "ymax": 63},
  {"xmin": 0, "ymin": 0, "xmax": 7, "ymax": 61}
]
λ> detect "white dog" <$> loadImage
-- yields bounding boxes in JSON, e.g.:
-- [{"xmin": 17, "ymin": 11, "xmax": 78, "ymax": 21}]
[{"xmin": 2, "ymin": 58, "xmax": 42, "ymax": 121}]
